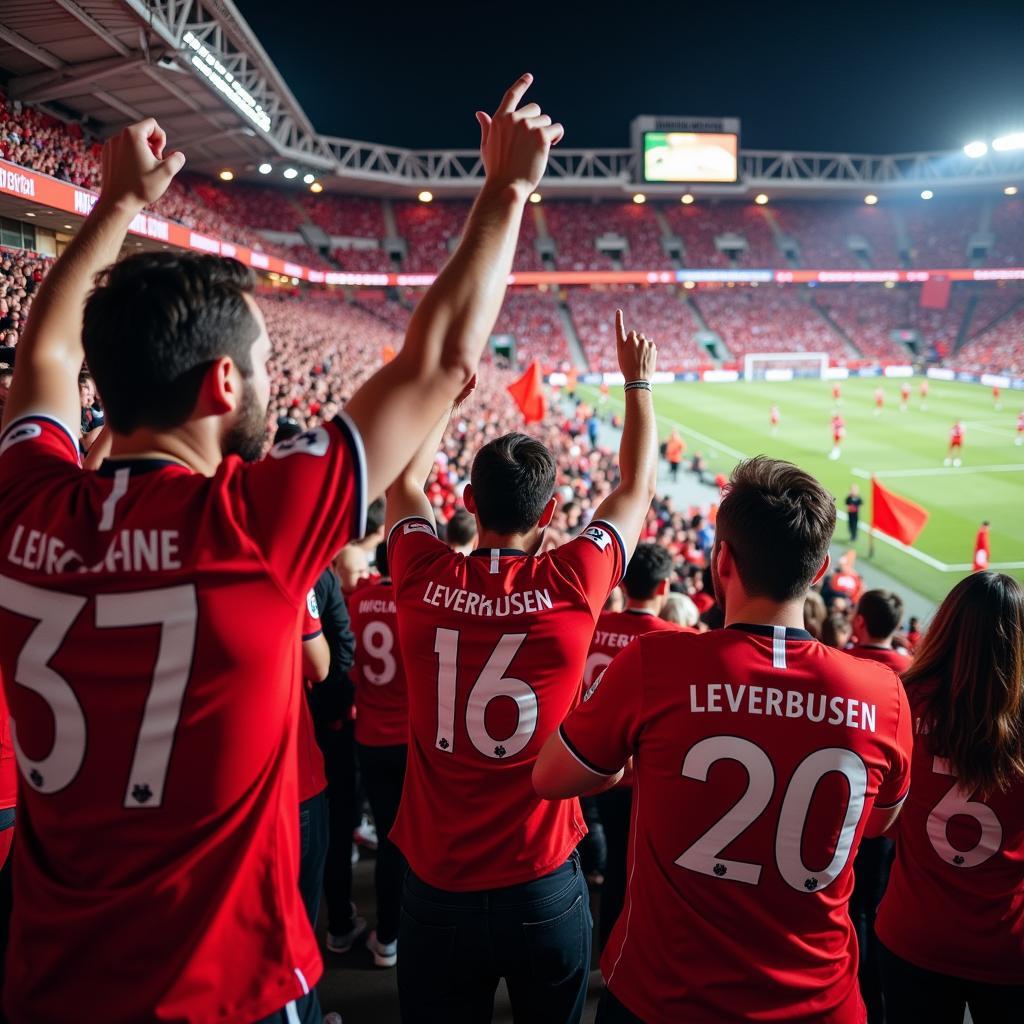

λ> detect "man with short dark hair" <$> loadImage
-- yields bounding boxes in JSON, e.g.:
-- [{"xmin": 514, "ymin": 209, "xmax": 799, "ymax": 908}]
[
  {"xmin": 444, "ymin": 506, "xmax": 478, "ymax": 554},
  {"xmin": 384, "ymin": 310, "xmax": 658, "ymax": 1023},
  {"xmin": 851, "ymin": 590, "xmax": 910, "ymax": 672},
  {"xmin": 0, "ymin": 76, "xmax": 562, "ymax": 1023},
  {"xmin": 536, "ymin": 456, "xmax": 914, "ymax": 1024}
]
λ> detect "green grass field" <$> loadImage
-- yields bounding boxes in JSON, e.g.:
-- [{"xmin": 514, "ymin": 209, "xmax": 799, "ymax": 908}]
[{"xmin": 579, "ymin": 376, "xmax": 1024, "ymax": 603}]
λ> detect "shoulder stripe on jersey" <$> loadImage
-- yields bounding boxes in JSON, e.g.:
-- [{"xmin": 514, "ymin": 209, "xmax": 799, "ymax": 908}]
[
  {"xmin": 876, "ymin": 788, "xmax": 910, "ymax": 811},
  {"xmin": 98, "ymin": 467, "xmax": 130, "ymax": 532},
  {"xmin": 590, "ymin": 518, "xmax": 628, "ymax": 582},
  {"xmin": 772, "ymin": 625, "xmax": 787, "ymax": 670},
  {"xmin": 332, "ymin": 411, "xmax": 368, "ymax": 541},
  {"xmin": 301, "ymin": 628, "xmax": 323, "ymax": 642},
  {"xmin": 386, "ymin": 515, "xmax": 437, "ymax": 550},
  {"xmin": 557, "ymin": 724, "xmax": 620, "ymax": 777},
  {"xmin": 1, "ymin": 412, "xmax": 80, "ymax": 462}
]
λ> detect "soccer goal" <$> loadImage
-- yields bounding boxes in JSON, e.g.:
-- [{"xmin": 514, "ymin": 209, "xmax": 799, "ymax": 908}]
[{"xmin": 743, "ymin": 352, "xmax": 831, "ymax": 382}]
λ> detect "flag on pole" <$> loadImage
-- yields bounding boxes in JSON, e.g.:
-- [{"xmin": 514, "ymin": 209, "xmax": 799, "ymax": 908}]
[
  {"xmin": 920, "ymin": 275, "xmax": 951, "ymax": 310},
  {"xmin": 871, "ymin": 478, "xmax": 929, "ymax": 546},
  {"xmin": 973, "ymin": 521, "xmax": 990, "ymax": 571},
  {"xmin": 507, "ymin": 360, "xmax": 547, "ymax": 424}
]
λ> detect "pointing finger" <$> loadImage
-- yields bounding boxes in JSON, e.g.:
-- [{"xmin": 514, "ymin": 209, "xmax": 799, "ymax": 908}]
[
  {"xmin": 615, "ymin": 309, "xmax": 626, "ymax": 345},
  {"xmin": 496, "ymin": 73, "xmax": 533, "ymax": 114}
]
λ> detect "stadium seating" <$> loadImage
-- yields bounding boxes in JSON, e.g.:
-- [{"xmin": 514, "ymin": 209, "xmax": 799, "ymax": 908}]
[
  {"xmin": 0, "ymin": 91, "xmax": 99, "ymax": 188},
  {"xmin": 394, "ymin": 200, "xmax": 472, "ymax": 273},
  {"xmin": 665, "ymin": 202, "xmax": 780, "ymax": 268},
  {"xmin": 492, "ymin": 289, "xmax": 572, "ymax": 371},
  {"xmin": 770, "ymin": 202, "xmax": 900, "ymax": 268},
  {"xmin": 990, "ymin": 195, "xmax": 1024, "ymax": 267},
  {"xmin": 813, "ymin": 287, "xmax": 912, "ymax": 360},
  {"xmin": 955, "ymin": 294, "xmax": 1024, "ymax": 375},
  {"xmin": 298, "ymin": 194, "xmax": 387, "ymax": 239},
  {"xmin": 192, "ymin": 180, "xmax": 306, "ymax": 233},
  {"xmin": 0, "ymin": 246, "xmax": 51, "ymax": 350},
  {"xmin": 542, "ymin": 202, "xmax": 614, "ymax": 271},
  {"xmin": 902, "ymin": 198, "xmax": 982, "ymax": 268}
]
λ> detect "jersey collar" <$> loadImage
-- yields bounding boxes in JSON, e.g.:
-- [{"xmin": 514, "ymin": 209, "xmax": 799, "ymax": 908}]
[
  {"xmin": 470, "ymin": 547, "xmax": 526, "ymax": 558},
  {"xmin": 97, "ymin": 458, "xmax": 188, "ymax": 476},
  {"xmin": 728, "ymin": 622, "xmax": 815, "ymax": 642}
]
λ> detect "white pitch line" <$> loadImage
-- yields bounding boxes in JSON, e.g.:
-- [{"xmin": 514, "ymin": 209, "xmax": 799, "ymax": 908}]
[
  {"xmin": 852, "ymin": 464, "xmax": 1024, "ymax": 480},
  {"xmin": 961, "ymin": 420, "xmax": 1016, "ymax": 438},
  {"xmin": 943, "ymin": 562, "xmax": 1024, "ymax": 571}
]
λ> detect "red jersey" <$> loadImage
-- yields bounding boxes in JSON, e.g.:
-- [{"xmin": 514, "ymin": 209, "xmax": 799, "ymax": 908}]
[
  {"xmin": 388, "ymin": 515, "xmax": 625, "ymax": 891},
  {"xmin": 849, "ymin": 644, "xmax": 911, "ymax": 673},
  {"xmin": 0, "ymin": 680, "xmax": 14, "ymax": 812},
  {"xmin": 1017, "ymin": 413, "xmax": 1024, "ymax": 433},
  {"xmin": 559, "ymin": 625, "xmax": 912, "ymax": 1024},
  {"xmin": 950, "ymin": 424, "xmax": 964, "ymax": 445},
  {"xmin": 877, "ymin": 680, "xmax": 1024, "ymax": 983},
  {"xmin": 298, "ymin": 589, "xmax": 328, "ymax": 802},
  {"xmin": 875, "ymin": 389, "xmax": 884, "ymax": 406},
  {"xmin": 920, "ymin": 380, "xmax": 929, "ymax": 396},
  {"xmin": 585, "ymin": 609, "xmax": 691, "ymax": 690},
  {"xmin": 770, "ymin": 408, "xmax": 780, "ymax": 426},
  {"xmin": 349, "ymin": 577, "xmax": 408, "ymax": 747},
  {"xmin": 830, "ymin": 570, "xmax": 863, "ymax": 603},
  {"xmin": 833, "ymin": 384, "xmax": 842, "ymax": 400},
  {"xmin": 0, "ymin": 412, "xmax": 367, "ymax": 1024},
  {"xmin": 900, "ymin": 384, "xmax": 910, "ymax": 400}
]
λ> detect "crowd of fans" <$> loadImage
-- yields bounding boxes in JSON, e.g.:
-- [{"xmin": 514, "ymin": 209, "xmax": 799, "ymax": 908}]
[
  {"xmin": 0, "ymin": 247, "xmax": 49, "ymax": 351},
  {"xmin": 813, "ymin": 287, "xmax": 913, "ymax": 361}
]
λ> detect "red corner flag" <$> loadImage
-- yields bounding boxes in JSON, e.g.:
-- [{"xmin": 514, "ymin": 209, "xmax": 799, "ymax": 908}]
[
  {"xmin": 871, "ymin": 478, "xmax": 929, "ymax": 546},
  {"xmin": 507, "ymin": 360, "xmax": 547, "ymax": 424}
]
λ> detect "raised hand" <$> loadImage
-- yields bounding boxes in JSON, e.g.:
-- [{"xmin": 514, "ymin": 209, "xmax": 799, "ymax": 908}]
[
  {"xmin": 476, "ymin": 74, "xmax": 564, "ymax": 201},
  {"xmin": 615, "ymin": 309, "xmax": 657, "ymax": 382},
  {"xmin": 99, "ymin": 118, "xmax": 186, "ymax": 212}
]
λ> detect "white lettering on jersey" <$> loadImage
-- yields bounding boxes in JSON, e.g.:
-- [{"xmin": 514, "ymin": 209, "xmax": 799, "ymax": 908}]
[
  {"xmin": 582, "ymin": 525, "xmax": 612, "ymax": 551},
  {"xmin": 306, "ymin": 589, "xmax": 320, "ymax": 619},
  {"xmin": 421, "ymin": 581, "xmax": 554, "ymax": 617},
  {"xmin": 688, "ymin": 683, "xmax": 877, "ymax": 733},
  {"xmin": 0, "ymin": 422, "xmax": 42, "ymax": 455},
  {"xmin": 7, "ymin": 524, "xmax": 182, "ymax": 575},
  {"xmin": 593, "ymin": 630, "xmax": 637, "ymax": 649},
  {"xmin": 269, "ymin": 427, "xmax": 329, "ymax": 459}
]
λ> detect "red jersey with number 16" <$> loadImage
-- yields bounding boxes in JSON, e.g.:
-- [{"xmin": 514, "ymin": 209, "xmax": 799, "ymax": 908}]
[
  {"xmin": 0, "ymin": 412, "xmax": 366, "ymax": 1024},
  {"xmin": 559, "ymin": 624, "xmax": 913, "ymax": 1024},
  {"xmin": 876, "ymin": 679, "xmax": 1024, "ymax": 983},
  {"xmin": 388, "ymin": 515, "xmax": 625, "ymax": 891}
]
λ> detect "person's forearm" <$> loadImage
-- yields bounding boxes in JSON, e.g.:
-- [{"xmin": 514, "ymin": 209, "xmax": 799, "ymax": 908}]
[{"xmin": 617, "ymin": 389, "xmax": 658, "ymax": 496}]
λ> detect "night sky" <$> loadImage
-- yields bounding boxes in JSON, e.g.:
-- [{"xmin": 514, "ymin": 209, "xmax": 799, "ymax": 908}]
[{"xmin": 237, "ymin": 0, "xmax": 1024, "ymax": 155}]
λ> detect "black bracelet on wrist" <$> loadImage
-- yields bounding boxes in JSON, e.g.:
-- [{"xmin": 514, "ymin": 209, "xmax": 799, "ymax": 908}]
[{"xmin": 624, "ymin": 380, "xmax": 652, "ymax": 393}]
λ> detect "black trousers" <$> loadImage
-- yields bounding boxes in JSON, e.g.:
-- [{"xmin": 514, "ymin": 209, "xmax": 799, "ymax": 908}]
[
  {"xmin": 850, "ymin": 836, "xmax": 892, "ymax": 1023},
  {"xmin": 253, "ymin": 991, "xmax": 321, "ymax": 1024},
  {"xmin": 595, "ymin": 786, "xmax": 632, "ymax": 950},
  {"xmin": 356, "ymin": 742, "xmax": 408, "ymax": 944},
  {"xmin": 849, "ymin": 511, "xmax": 859, "ymax": 541},
  {"xmin": 398, "ymin": 854, "xmax": 591, "ymax": 1024},
  {"xmin": 880, "ymin": 943, "xmax": 1024, "ymax": 1023},
  {"xmin": 595, "ymin": 989, "xmax": 644, "ymax": 1023},
  {"xmin": 298, "ymin": 791, "xmax": 329, "ymax": 928},
  {"xmin": 578, "ymin": 796, "xmax": 607, "ymax": 878},
  {"xmin": 316, "ymin": 719, "xmax": 360, "ymax": 935}
]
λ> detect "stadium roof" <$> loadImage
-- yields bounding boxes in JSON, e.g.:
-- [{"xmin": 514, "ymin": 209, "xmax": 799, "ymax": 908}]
[{"xmin": 2, "ymin": 1, "xmax": 1023, "ymax": 199}]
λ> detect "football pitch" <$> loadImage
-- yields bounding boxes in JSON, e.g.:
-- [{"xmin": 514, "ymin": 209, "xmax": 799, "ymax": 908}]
[{"xmin": 578, "ymin": 377, "xmax": 1024, "ymax": 604}]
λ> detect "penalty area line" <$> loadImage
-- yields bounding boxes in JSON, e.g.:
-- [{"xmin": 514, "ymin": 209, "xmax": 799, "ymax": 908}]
[{"xmin": 851, "ymin": 464, "xmax": 1024, "ymax": 480}]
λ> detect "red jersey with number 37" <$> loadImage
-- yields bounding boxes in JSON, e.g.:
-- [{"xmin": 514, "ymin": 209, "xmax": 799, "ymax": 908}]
[
  {"xmin": 559, "ymin": 625, "xmax": 913, "ymax": 1024},
  {"xmin": 876, "ymin": 679, "xmax": 1024, "ymax": 984},
  {"xmin": 388, "ymin": 515, "xmax": 625, "ymax": 891},
  {"xmin": 0, "ymin": 412, "xmax": 366, "ymax": 1024}
]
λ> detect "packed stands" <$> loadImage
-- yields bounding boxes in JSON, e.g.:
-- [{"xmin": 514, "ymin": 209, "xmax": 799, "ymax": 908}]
[
  {"xmin": 543, "ymin": 201, "xmax": 613, "ymax": 271},
  {"xmin": 590, "ymin": 202, "xmax": 673, "ymax": 270},
  {"xmin": 903, "ymin": 198, "xmax": 982, "ymax": 268},
  {"xmin": 298, "ymin": 194, "xmax": 387, "ymax": 239},
  {"xmin": 813, "ymin": 287, "xmax": 912, "ymax": 360},
  {"xmin": 394, "ymin": 200, "xmax": 471, "ymax": 273},
  {"xmin": 990, "ymin": 195, "xmax": 1024, "ymax": 267},
  {"xmin": 192, "ymin": 180, "xmax": 305, "ymax": 232},
  {"xmin": 693, "ymin": 285, "xmax": 850, "ymax": 361},
  {"xmin": 665, "ymin": 202, "xmax": 780, "ymax": 268},
  {"xmin": 955, "ymin": 299, "xmax": 1024, "ymax": 375},
  {"xmin": 330, "ymin": 247, "xmax": 395, "ymax": 273},
  {"xmin": 0, "ymin": 91, "xmax": 99, "ymax": 188},
  {"xmin": 911, "ymin": 287, "xmax": 973, "ymax": 358},
  {"xmin": 492, "ymin": 289, "xmax": 571, "ymax": 370},
  {"xmin": 0, "ymin": 246, "xmax": 50, "ymax": 349},
  {"xmin": 771, "ymin": 202, "xmax": 889, "ymax": 268}
]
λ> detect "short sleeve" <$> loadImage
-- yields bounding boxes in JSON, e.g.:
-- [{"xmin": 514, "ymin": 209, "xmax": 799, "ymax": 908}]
[
  {"xmin": 237, "ymin": 412, "xmax": 367, "ymax": 600},
  {"xmin": 877, "ymin": 678, "xmax": 914, "ymax": 809},
  {"xmin": 548, "ymin": 520, "xmax": 626, "ymax": 619},
  {"xmin": 302, "ymin": 587, "xmax": 323, "ymax": 641},
  {"xmin": 0, "ymin": 414, "xmax": 82, "ymax": 505},
  {"xmin": 558, "ymin": 640, "xmax": 645, "ymax": 777},
  {"xmin": 387, "ymin": 515, "xmax": 450, "ymax": 588}
]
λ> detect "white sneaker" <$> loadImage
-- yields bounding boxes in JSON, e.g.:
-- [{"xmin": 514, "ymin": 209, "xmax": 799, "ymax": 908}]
[
  {"xmin": 350, "ymin": 843, "xmax": 359, "ymax": 865},
  {"xmin": 367, "ymin": 929, "xmax": 398, "ymax": 968},
  {"xmin": 326, "ymin": 913, "xmax": 368, "ymax": 954},
  {"xmin": 953, "ymin": 458, "xmax": 962, "ymax": 467},
  {"xmin": 354, "ymin": 815, "xmax": 378, "ymax": 851}
]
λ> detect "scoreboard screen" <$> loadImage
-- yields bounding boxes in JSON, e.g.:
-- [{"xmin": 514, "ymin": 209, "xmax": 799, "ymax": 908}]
[{"xmin": 642, "ymin": 131, "xmax": 739, "ymax": 183}]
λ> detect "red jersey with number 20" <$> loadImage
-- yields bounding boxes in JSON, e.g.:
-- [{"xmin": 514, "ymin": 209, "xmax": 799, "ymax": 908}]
[
  {"xmin": 559, "ymin": 625, "xmax": 913, "ymax": 1024},
  {"xmin": 876, "ymin": 679, "xmax": 1024, "ymax": 984},
  {"xmin": 389, "ymin": 516, "xmax": 625, "ymax": 891},
  {"xmin": 0, "ymin": 412, "xmax": 366, "ymax": 1024}
]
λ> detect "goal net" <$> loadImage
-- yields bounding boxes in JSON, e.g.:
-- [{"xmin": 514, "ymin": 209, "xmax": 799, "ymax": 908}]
[{"xmin": 743, "ymin": 351, "xmax": 831, "ymax": 382}]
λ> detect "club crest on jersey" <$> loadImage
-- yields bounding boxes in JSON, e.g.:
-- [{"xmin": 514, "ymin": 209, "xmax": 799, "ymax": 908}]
[
  {"xmin": 306, "ymin": 589, "xmax": 320, "ymax": 619},
  {"xmin": 0, "ymin": 421, "xmax": 42, "ymax": 455},
  {"xmin": 404, "ymin": 521, "xmax": 434, "ymax": 537},
  {"xmin": 582, "ymin": 525, "xmax": 612, "ymax": 551},
  {"xmin": 269, "ymin": 426, "xmax": 330, "ymax": 459}
]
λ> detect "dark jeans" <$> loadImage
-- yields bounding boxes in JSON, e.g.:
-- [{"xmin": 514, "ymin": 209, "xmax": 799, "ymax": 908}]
[
  {"xmin": 850, "ymin": 836, "xmax": 892, "ymax": 1024},
  {"xmin": 398, "ymin": 853, "xmax": 592, "ymax": 1024},
  {"xmin": 880, "ymin": 943, "xmax": 1024, "ymax": 1023},
  {"xmin": 357, "ymin": 742, "xmax": 408, "ymax": 944},
  {"xmin": 253, "ymin": 991, "xmax": 322, "ymax": 1024},
  {"xmin": 595, "ymin": 786, "xmax": 632, "ymax": 950},
  {"xmin": 316, "ymin": 719, "xmax": 360, "ymax": 935},
  {"xmin": 595, "ymin": 988, "xmax": 644, "ymax": 1023},
  {"xmin": 298, "ymin": 791, "xmax": 329, "ymax": 928}
]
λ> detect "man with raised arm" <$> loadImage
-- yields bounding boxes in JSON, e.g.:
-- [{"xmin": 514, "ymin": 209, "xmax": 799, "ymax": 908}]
[
  {"xmin": 0, "ymin": 74, "xmax": 560, "ymax": 1024},
  {"xmin": 383, "ymin": 312, "xmax": 657, "ymax": 1023}
]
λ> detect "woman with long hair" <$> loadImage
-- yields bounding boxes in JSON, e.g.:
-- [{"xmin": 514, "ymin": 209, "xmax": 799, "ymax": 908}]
[{"xmin": 876, "ymin": 571, "xmax": 1024, "ymax": 1022}]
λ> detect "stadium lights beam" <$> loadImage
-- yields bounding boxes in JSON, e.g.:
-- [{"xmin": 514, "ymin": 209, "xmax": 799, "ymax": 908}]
[
  {"xmin": 258, "ymin": 163, "xmax": 272, "ymax": 174},
  {"xmin": 418, "ymin": 191, "xmax": 433, "ymax": 203},
  {"xmin": 183, "ymin": 31, "xmax": 271, "ymax": 134},
  {"xmin": 529, "ymin": 193, "xmax": 542, "ymax": 204},
  {"xmin": 310, "ymin": 182, "xmax": 324, "ymax": 193},
  {"xmin": 219, "ymin": 170, "xmax": 234, "ymax": 181},
  {"xmin": 754, "ymin": 193, "xmax": 769, "ymax": 205},
  {"xmin": 632, "ymin": 193, "xmax": 646, "ymax": 204},
  {"xmin": 1006, "ymin": 186, "xmax": 1019, "ymax": 196},
  {"xmin": 283, "ymin": 167, "xmax": 299, "ymax": 180},
  {"xmin": 992, "ymin": 132, "xmax": 1024, "ymax": 152},
  {"xmin": 302, "ymin": 173, "xmax": 315, "ymax": 185},
  {"xmin": 864, "ymin": 194, "xmax": 878, "ymax": 205},
  {"xmin": 681, "ymin": 194, "xmax": 695, "ymax": 204},
  {"xmin": 963, "ymin": 140, "xmax": 988, "ymax": 159},
  {"xmin": 920, "ymin": 189, "xmax": 934, "ymax": 200}
]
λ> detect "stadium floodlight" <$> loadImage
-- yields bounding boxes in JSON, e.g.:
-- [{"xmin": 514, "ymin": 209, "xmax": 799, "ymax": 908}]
[
  {"xmin": 920, "ymin": 189, "xmax": 934, "ymax": 200},
  {"xmin": 310, "ymin": 182, "xmax": 324, "ymax": 193},
  {"xmin": 219, "ymin": 170, "xmax": 234, "ymax": 181},
  {"xmin": 1006, "ymin": 185, "xmax": 1019, "ymax": 196},
  {"xmin": 681, "ymin": 193, "xmax": 695, "ymax": 204},
  {"xmin": 182, "ymin": 31, "xmax": 271, "ymax": 134},
  {"xmin": 258, "ymin": 163, "xmax": 272, "ymax": 174},
  {"xmin": 418, "ymin": 191, "xmax": 433, "ymax": 203},
  {"xmin": 992, "ymin": 132, "xmax": 1024, "ymax": 152},
  {"xmin": 683, "ymin": 280, "xmax": 695, "ymax": 289},
  {"xmin": 283, "ymin": 167, "xmax": 299, "ymax": 179},
  {"xmin": 302, "ymin": 173, "xmax": 315, "ymax": 185},
  {"xmin": 864, "ymin": 194, "xmax": 878, "ymax": 205},
  {"xmin": 529, "ymin": 193, "xmax": 542, "ymax": 204},
  {"xmin": 632, "ymin": 193, "xmax": 646, "ymax": 204},
  {"xmin": 963, "ymin": 140, "xmax": 988, "ymax": 158},
  {"xmin": 63, "ymin": 225, "xmax": 72, "ymax": 230},
  {"xmin": 754, "ymin": 193, "xmax": 769, "ymax": 205}
]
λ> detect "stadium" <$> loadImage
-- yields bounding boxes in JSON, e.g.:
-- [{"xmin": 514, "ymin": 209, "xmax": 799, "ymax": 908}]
[{"xmin": 0, "ymin": 2, "xmax": 1021, "ymax": 1023}]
